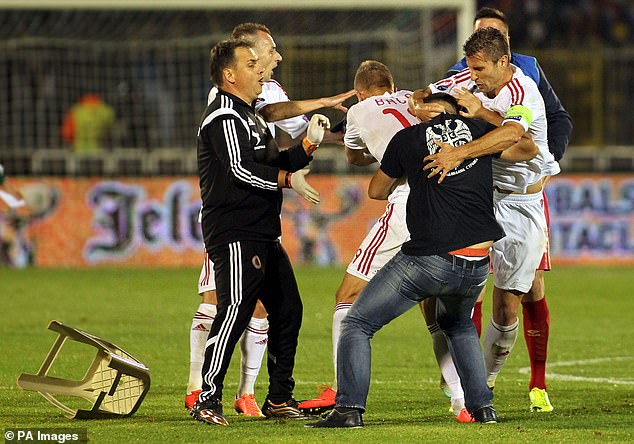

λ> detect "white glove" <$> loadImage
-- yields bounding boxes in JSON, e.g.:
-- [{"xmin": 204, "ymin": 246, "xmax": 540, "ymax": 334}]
[
  {"xmin": 290, "ymin": 169, "xmax": 320, "ymax": 205},
  {"xmin": 306, "ymin": 114, "xmax": 331, "ymax": 145}
]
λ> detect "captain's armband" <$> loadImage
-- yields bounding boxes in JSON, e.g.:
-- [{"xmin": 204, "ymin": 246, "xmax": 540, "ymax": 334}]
[{"xmin": 504, "ymin": 105, "xmax": 533, "ymax": 127}]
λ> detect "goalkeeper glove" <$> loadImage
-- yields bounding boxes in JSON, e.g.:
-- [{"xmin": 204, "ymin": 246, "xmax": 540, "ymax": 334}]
[
  {"xmin": 286, "ymin": 169, "xmax": 320, "ymax": 205},
  {"xmin": 303, "ymin": 114, "xmax": 330, "ymax": 154}
]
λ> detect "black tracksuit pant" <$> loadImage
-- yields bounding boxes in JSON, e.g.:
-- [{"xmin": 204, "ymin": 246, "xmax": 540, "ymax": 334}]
[{"xmin": 200, "ymin": 239, "xmax": 303, "ymax": 404}]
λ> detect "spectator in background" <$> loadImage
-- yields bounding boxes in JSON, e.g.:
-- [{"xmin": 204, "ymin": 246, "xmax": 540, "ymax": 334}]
[{"xmin": 61, "ymin": 94, "xmax": 115, "ymax": 153}]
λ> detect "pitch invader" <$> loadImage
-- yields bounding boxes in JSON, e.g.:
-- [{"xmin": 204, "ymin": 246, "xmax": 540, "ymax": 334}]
[
  {"xmin": 418, "ymin": 26, "xmax": 561, "ymax": 413},
  {"xmin": 417, "ymin": 7, "xmax": 572, "ymax": 413}
]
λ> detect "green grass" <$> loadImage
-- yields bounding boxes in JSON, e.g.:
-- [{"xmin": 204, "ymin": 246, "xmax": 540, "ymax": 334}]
[{"xmin": 1, "ymin": 266, "xmax": 633, "ymax": 443}]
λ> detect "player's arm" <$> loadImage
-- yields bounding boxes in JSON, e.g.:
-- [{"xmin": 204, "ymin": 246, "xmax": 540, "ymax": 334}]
[
  {"xmin": 258, "ymin": 89, "xmax": 356, "ymax": 122},
  {"xmin": 424, "ymin": 121, "xmax": 526, "ymax": 183},
  {"xmin": 499, "ymin": 131, "xmax": 538, "ymax": 162},
  {"xmin": 368, "ymin": 169, "xmax": 398, "ymax": 200},
  {"xmin": 411, "ymin": 71, "xmax": 475, "ymax": 122},
  {"xmin": 424, "ymin": 100, "xmax": 538, "ymax": 182},
  {"xmin": 343, "ymin": 107, "xmax": 377, "ymax": 166},
  {"xmin": 346, "ymin": 147, "xmax": 376, "ymax": 166},
  {"xmin": 431, "ymin": 121, "xmax": 526, "ymax": 160},
  {"xmin": 368, "ymin": 135, "xmax": 404, "ymax": 199},
  {"xmin": 453, "ymin": 88, "xmax": 504, "ymax": 126},
  {"xmin": 536, "ymin": 63, "xmax": 572, "ymax": 161}
]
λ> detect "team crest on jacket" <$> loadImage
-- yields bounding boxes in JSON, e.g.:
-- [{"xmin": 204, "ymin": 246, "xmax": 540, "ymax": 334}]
[
  {"xmin": 255, "ymin": 114, "xmax": 267, "ymax": 128},
  {"xmin": 426, "ymin": 119, "xmax": 478, "ymax": 177},
  {"xmin": 247, "ymin": 116, "xmax": 263, "ymax": 147}
]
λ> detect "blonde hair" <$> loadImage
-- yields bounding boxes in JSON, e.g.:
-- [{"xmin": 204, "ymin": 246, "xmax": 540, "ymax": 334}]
[{"xmin": 354, "ymin": 60, "xmax": 394, "ymax": 92}]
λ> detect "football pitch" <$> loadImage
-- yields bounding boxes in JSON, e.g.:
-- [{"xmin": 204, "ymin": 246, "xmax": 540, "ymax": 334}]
[{"xmin": 1, "ymin": 266, "xmax": 633, "ymax": 443}]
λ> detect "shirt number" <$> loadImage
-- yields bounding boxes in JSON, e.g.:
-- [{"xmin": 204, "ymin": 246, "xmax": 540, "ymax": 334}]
[{"xmin": 382, "ymin": 108, "xmax": 413, "ymax": 128}]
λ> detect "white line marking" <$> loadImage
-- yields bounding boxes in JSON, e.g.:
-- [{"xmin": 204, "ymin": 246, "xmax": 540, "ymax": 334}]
[{"xmin": 519, "ymin": 356, "xmax": 634, "ymax": 385}]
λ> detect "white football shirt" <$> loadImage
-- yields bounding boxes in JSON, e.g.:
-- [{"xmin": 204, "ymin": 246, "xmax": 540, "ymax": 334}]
[
  {"xmin": 430, "ymin": 65, "xmax": 560, "ymax": 193},
  {"xmin": 345, "ymin": 90, "xmax": 419, "ymax": 204},
  {"xmin": 207, "ymin": 80, "xmax": 308, "ymax": 139}
]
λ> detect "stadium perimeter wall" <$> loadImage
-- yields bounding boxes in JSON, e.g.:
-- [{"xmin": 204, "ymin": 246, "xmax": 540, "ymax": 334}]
[{"xmin": 3, "ymin": 174, "xmax": 633, "ymax": 268}]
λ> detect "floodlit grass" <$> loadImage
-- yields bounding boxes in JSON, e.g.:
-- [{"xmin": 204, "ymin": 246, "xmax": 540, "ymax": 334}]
[{"xmin": 1, "ymin": 266, "xmax": 633, "ymax": 443}]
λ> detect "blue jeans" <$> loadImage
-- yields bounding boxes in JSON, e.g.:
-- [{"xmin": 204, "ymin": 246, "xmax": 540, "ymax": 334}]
[{"xmin": 336, "ymin": 250, "xmax": 493, "ymax": 414}]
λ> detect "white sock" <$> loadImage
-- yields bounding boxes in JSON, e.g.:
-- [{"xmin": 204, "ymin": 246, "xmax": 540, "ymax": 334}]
[
  {"xmin": 482, "ymin": 318, "xmax": 519, "ymax": 387},
  {"xmin": 187, "ymin": 303, "xmax": 216, "ymax": 393},
  {"xmin": 451, "ymin": 397, "xmax": 466, "ymax": 416},
  {"xmin": 332, "ymin": 303, "xmax": 351, "ymax": 390},
  {"xmin": 428, "ymin": 323, "xmax": 464, "ymax": 413},
  {"xmin": 237, "ymin": 316, "xmax": 269, "ymax": 397}
]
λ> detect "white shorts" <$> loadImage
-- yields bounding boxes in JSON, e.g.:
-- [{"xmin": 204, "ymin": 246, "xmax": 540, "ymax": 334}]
[
  {"xmin": 346, "ymin": 202, "xmax": 410, "ymax": 282},
  {"xmin": 198, "ymin": 249, "xmax": 216, "ymax": 294},
  {"xmin": 491, "ymin": 191, "xmax": 547, "ymax": 293}
]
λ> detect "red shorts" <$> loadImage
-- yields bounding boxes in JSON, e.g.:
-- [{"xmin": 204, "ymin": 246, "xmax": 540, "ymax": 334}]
[{"xmin": 537, "ymin": 190, "xmax": 551, "ymax": 271}]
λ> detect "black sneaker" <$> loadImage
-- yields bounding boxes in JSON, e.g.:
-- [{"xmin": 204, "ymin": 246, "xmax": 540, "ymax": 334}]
[
  {"xmin": 472, "ymin": 405, "xmax": 498, "ymax": 424},
  {"xmin": 190, "ymin": 396, "xmax": 229, "ymax": 426},
  {"xmin": 306, "ymin": 407, "xmax": 363, "ymax": 428},
  {"xmin": 261, "ymin": 398, "xmax": 312, "ymax": 419}
]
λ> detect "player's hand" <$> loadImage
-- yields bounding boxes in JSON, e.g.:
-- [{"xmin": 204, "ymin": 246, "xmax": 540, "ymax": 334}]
[
  {"xmin": 408, "ymin": 93, "xmax": 445, "ymax": 122},
  {"xmin": 454, "ymin": 88, "xmax": 483, "ymax": 118},
  {"xmin": 423, "ymin": 140, "xmax": 465, "ymax": 184},
  {"xmin": 321, "ymin": 89, "xmax": 356, "ymax": 113},
  {"xmin": 290, "ymin": 169, "xmax": 320, "ymax": 205},
  {"xmin": 306, "ymin": 114, "xmax": 331, "ymax": 145}
]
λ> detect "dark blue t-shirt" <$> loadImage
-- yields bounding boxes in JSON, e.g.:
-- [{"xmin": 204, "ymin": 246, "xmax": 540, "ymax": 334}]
[{"xmin": 381, "ymin": 114, "xmax": 505, "ymax": 256}]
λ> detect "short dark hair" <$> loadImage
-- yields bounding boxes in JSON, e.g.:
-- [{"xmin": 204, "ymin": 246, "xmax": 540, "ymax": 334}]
[
  {"xmin": 474, "ymin": 7, "xmax": 508, "ymax": 28},
  {"xmin": 424, "ymin": 93, "xmax": 459, "ymax": 114},
  {"xmin": 463, "ymin": 27, "xmax": 510, "ymax": 63},
  {"xmin": 208, "ymin": 39, "xmax": 253, "ymax": 87},
  {"xmin": 231, "ymin": 23, "xmax": 271, "ymax": 41},
  {"xmin": 354, "ymin": 60, "xmax": 394, "ymax": 92}
]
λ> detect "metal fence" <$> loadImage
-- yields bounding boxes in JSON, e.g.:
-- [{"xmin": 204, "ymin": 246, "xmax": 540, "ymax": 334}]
[{"xmin": 1, "ymin": 10, "xmax": 633, "ymax": 175}]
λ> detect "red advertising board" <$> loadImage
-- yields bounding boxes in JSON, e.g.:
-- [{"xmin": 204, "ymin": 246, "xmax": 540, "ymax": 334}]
[{"xmin": 2, "ymin": 175, "xmax": 633, "ymax": 268}]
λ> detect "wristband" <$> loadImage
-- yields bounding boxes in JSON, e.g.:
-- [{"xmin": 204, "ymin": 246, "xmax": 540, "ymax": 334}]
[
  {"xmin": 302, "ymin": 137, "xmax": 318, "ymax": 154},
  {"xmin": 284, "ymin": 172, "xmax": 293, "ymax": 188}
]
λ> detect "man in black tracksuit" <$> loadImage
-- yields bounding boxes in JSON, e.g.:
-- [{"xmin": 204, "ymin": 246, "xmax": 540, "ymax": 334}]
[{"xmin": 191, "ymin": 39, "xmax": 329, "ymax": 426}]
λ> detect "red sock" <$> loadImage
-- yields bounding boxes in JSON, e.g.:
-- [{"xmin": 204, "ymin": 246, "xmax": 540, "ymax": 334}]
[
  {"xmin": 522, "ymin": 297, "xmax": 550, "ymax": 390},
  {"xmin": 471, "ymin": 300, "xmax": 483, "ymax": 337}
]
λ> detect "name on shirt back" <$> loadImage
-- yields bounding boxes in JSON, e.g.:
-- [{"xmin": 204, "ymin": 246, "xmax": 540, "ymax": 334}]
[{"xmin": 374, "ymin": 94, "xmax": 411, "ymax": 107}]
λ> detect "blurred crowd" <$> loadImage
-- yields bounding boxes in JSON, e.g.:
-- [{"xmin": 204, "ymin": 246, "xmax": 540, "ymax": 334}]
[
  {"xmin": 1, "ymin": 1, "xmax": 633, "ymax": 153},
  {"xmin": 489, "ymin": 0, "xmax": 634, "ymax": 47},
  {"xmin": 2, "ymin": 2, "xmax": 632, "ymax": 47}
]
